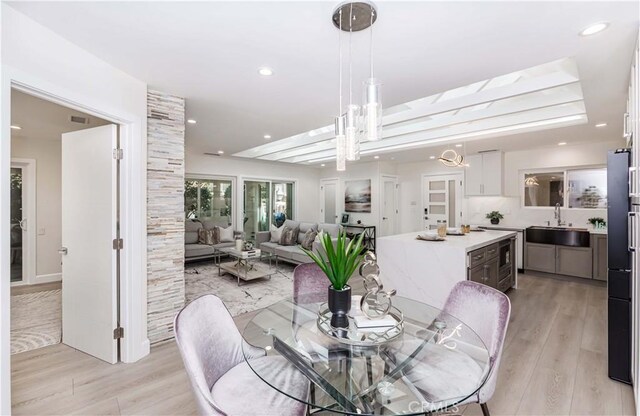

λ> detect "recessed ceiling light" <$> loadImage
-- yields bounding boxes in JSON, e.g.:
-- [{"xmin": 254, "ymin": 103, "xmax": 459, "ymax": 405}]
[
  {"xmin": 595, "ymin": 122, "xmax": 607, "ymax": 128},
  {"xmin": 429, "ymin": 156, "xmax": 436, "ymax": 160},
  {"xmin": 580, "ymin": 22, "xmax": 608, "ymax": 36},
  {"xmin": 321, "ymin": 163, "xmax": 326, "ymax": 167},
  {"xmin": 258, "ymin": 67, "xmax": 273, "ymax": 76},
  {"xmin": 558, "ymin": 142, "xmax": 567, "ymax": 146},
  {"xmin": 10, "ymin": 125, "xmax": 21, "ymax": 130},
  {"xmin": 187, "ymin": 119, "xmax": 197, "ymax": 124},
  {"xmin": 264, "ymin": 134, "xmax": 271, "ymax": 140},
  {"xmin": 455, "ymin": 144, "xmax": 463, "ymax": 148},
  {"xmin": 374, "ymin": 155, "xmax": 380, "ymax": 159},
  {"xmin": 217, "ymin": 150, "xmax": 224, "ymax": 154}
]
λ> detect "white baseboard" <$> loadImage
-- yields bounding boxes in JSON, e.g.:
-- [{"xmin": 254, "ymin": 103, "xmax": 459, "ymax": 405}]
[{"xmin": 35, "ymin": 273, "xmax": 62, "ymax": 284}]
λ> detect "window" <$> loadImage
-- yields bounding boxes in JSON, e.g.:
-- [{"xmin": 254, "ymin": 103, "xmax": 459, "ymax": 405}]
[
  {"xmin": 272, "ymin": 182, "xmax": 294, "ymax": 227},
  {"xmin": 184, "ymin": 178, "xmax": 233, "ymax": 225},
  {"xmin": 522, "ymin": 167, "xmax": 606, "ymax": 209},
  {"xmin": 567, "ymin": 168, "xmax": 607, "ymax": 208},
  {"xmin": 524, "ymin": 172, "xmax": 565, "ymax": 207}
]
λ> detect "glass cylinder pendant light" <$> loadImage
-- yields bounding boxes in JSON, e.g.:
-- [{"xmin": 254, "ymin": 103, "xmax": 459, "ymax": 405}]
[
  {"xmin": 363, "ymin": 78, "xmax": 382, "ymax": 141},
  {"xmin": 345, "ymin": 104, "xmax": 361, "ymax": 161},
  {"xmin": 336, "ymin": 115, "xmax": 346, "ymax": 171}
]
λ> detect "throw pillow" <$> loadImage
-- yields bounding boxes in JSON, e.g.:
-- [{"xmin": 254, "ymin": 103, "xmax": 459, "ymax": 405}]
[
  {"xmin": 280, "ymin": 225, "xmax": 299, "ymax": 246},
  {"xmin": 218, "ymin": 225, "xmax": 234, "ymax": 243},
  {"xmin": 301, "ymin": 229, "xmax": 317, "ymax": 250},
  {"xmin": 270, "ymin": 224, "xmax": 283, "ymax": 243},
  {"xmin": 197, "ymin": 228, "xmax": 219, "ymax": 245}
]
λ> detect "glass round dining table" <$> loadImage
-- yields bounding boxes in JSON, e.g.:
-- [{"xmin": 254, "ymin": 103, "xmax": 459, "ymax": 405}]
[{"xmin": 242, "ymin": 296, "xmax": 490, "ymax": 415}]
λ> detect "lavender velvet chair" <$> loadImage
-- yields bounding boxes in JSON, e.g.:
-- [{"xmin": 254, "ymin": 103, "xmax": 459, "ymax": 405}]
[
  {"xmin": 174, "ymin": 294, "xmax": 309, "ymax": 416},
  {"xmin": 401, "ymin": 281, "xmax": 511, "ymax": 416},
  {"xmin": 293, "ymin": 263, "xmax": 328, "ymax": 304}
]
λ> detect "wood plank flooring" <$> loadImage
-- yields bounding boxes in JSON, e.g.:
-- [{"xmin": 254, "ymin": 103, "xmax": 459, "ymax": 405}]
[{"xmin": 11, "ymin": 273, "xmax": 636, "ymax": 415}]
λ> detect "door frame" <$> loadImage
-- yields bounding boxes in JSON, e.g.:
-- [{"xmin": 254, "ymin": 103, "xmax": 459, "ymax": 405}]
[
  {"xmin": 9, "ymin": 158, "xmax": 36, "ymax": 286},
  {"xmin": 320, "ymin": 177, "xmax": 340, "ymax": 224},
  {"xmin": 379, "ymin": 175, "xmax": 399, "ymax": 236},
  {"xmin": 421, "ymin": 172, "xmax": 465, "ymax": 229},
  {"xmin": 1, "ymin": 66, "xmax": 149, "ymax": 411}
]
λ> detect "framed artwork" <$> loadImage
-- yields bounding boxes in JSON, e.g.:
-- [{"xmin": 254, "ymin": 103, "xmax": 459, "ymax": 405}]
[
  {"xmin": 341, "ymin": 213, "xmax": 350, "ymax": 224},
  {"xmin": 344, "ymin": 179, "xmax": 372, "ymax": 213}
]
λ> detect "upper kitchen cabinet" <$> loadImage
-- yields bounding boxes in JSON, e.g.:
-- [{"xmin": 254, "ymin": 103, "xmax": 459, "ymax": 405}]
[{"xmin": 465, "ymin": 151, "xmax": 503, "ymax": 196}]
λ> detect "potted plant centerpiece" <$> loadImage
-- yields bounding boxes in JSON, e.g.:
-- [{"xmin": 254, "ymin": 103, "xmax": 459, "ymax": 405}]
[
  {"xmin": 302, "ymin": 231, "xmax": 365, "ymax": 328},
  {"xmin": 486, "ymin": 211, "xmax": 504, "ymax": 225}
]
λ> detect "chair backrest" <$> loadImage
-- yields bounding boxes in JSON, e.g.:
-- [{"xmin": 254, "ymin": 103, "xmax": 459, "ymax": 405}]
[
  {"xmin": 293, "ymin": 263, "xmax": 328, "ymax": 304},
  {"xmin": 174, "ymin": 294, "xmax": 264, "ymax": 415},
  {"xmin": 441, "ymin": 281, "xmax": 511, "ymax": 403}
]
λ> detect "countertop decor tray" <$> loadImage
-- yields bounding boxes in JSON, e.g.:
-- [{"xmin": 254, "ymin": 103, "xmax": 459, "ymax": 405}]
[{"xmin": 316, "ymin": 303, "xmax": 404, "ymax": 346}]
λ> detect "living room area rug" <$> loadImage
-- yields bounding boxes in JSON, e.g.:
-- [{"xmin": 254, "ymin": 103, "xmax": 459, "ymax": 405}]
[
  {"xmin": 11, "ymin": 289, "xmax": 62, "ymax": 355},
  {"xmin": 185, "ymin": 260, "xmax": 296, "ymax": 316}
]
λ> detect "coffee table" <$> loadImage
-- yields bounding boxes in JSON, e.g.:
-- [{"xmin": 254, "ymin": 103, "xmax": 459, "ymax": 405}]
[{"xmin": 215, "ymin": 247, "xmax": 276, "ymax": 286}]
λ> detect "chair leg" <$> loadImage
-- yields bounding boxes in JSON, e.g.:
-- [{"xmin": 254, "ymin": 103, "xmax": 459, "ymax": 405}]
[{"xmin": 480, "ymin": 403, "xmax": 490, "ymax": 416}]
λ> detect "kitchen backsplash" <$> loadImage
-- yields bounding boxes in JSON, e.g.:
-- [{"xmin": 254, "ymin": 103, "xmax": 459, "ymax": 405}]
[{"xmin": 465, "ymin": 196, "xmax": 607, "ymax": 229}]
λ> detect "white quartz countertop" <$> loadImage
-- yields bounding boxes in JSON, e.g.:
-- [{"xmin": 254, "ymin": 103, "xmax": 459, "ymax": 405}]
[
  {"xmin": 479, "ymin": 224, "xmax": 608, "ymax": 235},
  {"xmin": 379, "ymin": 230, "xmax": 517, "ymax": 253}
]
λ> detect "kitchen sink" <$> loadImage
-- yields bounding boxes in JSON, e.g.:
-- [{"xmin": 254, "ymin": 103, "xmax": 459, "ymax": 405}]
[{"xmin": 526, "ymin": 226, "xmax": 590, "ymax": 247}]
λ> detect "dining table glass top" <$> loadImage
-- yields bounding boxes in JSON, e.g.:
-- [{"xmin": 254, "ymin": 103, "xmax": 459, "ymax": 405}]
[{"xmin": 242, "ymin": 296, "xmax": 490, "ymax": 415}]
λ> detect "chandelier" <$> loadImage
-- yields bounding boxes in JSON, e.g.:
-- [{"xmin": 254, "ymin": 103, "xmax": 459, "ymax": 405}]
[
  {"xmin": 333, "ymin": 1, "xmax": 382, "ymax": 171},
  {"xmin": 438, "ymin": 149, "xmax": 465, "ymax": 167}
]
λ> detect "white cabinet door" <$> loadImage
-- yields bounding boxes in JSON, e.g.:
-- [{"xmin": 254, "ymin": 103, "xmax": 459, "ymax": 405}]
[
  {"xmin": 464, "ymin": 154, "xmax": 483, "ymax": 196},
  {"xmin": 482, "ymin": 151, "xmax": 503, "ymax": 196}
]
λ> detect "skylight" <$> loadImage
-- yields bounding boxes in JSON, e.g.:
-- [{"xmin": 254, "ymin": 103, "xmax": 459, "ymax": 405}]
[{"xmin": 234, "ymin": 58, "xmax": 586, "ymax": 164}]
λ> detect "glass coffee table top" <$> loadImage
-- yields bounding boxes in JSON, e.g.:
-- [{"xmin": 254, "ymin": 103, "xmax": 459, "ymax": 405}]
[{"xmin": 242, "ymin": 296, "xmax": 490, "ymax": 415}]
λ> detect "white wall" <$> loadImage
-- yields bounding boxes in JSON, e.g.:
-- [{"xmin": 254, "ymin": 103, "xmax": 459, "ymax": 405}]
[
  {"xmin": 11, "ymin": 137, "xmax": 62, "ymax": 280},
  {"xmin": 396, "ymin": 140, "xmax": 624, "ymax": 233},
  {"xmin": 185, "ymin": 151, "xmax": 322, "ymax": 227},
  {"xmin": 319, "ymin": 161, "xmax": 398, "ymax": 229},
  {"xmin": 1, "ymin": 5, "xmax": 149, "ymax": 409}
]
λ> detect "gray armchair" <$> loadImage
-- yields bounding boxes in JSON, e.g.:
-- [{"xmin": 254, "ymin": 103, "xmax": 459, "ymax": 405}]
[{"xmin": 174, "ymin": 294, "xmax": 309, "ymax": 416}]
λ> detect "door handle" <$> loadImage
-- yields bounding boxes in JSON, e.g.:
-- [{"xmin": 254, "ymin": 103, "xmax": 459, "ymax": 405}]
[
  {"xmin": 19, "ymin": 219, "xmax": 26, "ymax": 231},
  {"xmin": 629, "ymin": 212, "xmax": 636, "ymax": 252},
  {"xmin": 58, "ymin": 247, "xmax": 68, "ymax": 255},
  {"xmin": 382, "ymin": 217, "xmax": 388, "ymax": 220}
]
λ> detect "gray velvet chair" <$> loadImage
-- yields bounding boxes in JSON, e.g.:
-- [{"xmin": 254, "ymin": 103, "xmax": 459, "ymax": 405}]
[
  {"xmin": 174, "ymin": 294, "xmax": 309, "ymax": 416},
  {"xmin": 401, "ymin": 281, "xmax": 511, "ymax": 416},
  {"xmin": 293, "ymin": 263, "xmax": 328, "ymax": 304}
]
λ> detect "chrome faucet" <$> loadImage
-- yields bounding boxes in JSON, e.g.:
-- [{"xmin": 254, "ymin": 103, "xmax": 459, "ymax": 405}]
[{"xmin": 554, "ymin": 203, "xmax": 565, "ymax": 226}]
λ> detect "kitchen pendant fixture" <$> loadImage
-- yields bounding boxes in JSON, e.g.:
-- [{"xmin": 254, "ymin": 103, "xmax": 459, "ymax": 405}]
[
  {"xmin": 332, "ymin": 1, "xmax": 379, "ymax": 170},
  {"xmin": 438, "ymin": 149, "xmax": 465, "ymax": 167}
]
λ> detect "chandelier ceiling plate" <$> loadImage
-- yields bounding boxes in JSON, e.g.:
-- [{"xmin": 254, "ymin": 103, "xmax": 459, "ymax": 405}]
[{"xmin": 332, "ymin": 1, "xmax": 378, "ymax": 32}]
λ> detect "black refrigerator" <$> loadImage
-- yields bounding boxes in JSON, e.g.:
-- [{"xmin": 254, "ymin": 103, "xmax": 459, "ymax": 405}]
[{"xmin": 607, "ymin": 148, "xmax": 634, "ymax": 384}]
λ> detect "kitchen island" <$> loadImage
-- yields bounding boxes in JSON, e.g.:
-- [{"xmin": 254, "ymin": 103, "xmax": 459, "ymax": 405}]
[{"xmin": 377, "ymin": 230, "xmax": 517, "ymax": 308}]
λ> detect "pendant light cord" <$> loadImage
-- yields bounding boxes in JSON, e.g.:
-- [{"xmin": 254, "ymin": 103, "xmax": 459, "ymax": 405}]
[
  {"xmin": 339, "ymin": 9, "xmax": 343, "ymax": 114},
  {"xmin": 370, "ymin": 7, "xmax": 374, "ymax": 79},
  {"xmin": 349, "ymin": 2, "xmax": 353, "ymax": 107}
]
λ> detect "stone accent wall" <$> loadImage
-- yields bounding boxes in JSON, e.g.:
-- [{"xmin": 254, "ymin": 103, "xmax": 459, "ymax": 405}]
[{"xmin": 147, "ymin": 90, "xmax": 186, "ymax": 344}]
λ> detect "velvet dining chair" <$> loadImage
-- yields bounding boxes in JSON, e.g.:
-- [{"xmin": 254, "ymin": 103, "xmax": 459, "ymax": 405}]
[
  {"xmin": 400, "ymin": 281, "xmax": 511, "ymax": 416},
  {"xmin": 174, "ymin": 294, "xmax": 309, "ymax": 416}
]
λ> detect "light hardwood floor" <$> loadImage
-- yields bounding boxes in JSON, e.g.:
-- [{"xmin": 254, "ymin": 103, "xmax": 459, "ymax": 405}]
[{"xmin": 11, "ymin": 273, "xmax": 636, "ymax": 415}]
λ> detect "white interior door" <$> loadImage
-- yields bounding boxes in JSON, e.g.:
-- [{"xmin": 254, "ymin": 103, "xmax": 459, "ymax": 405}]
[
  {"xmin": 61, "ymin": 124, "xmax": 118, "ymax": 364},
  {"xmin": 380, "ymin": 177, "xmax": 398, "ymax": 236},
  {"xmin": 422, "ymin": 174, "xmax": 462, "ymax": 230},
  {"xmin": 320, "ymin": 180, "xmax": 339, "ymax": 224}
]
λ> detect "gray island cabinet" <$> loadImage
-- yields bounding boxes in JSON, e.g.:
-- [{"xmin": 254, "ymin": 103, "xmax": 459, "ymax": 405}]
[{"xmin": 467, "ymin": 237, "xmax": 516, "ymax": 293}]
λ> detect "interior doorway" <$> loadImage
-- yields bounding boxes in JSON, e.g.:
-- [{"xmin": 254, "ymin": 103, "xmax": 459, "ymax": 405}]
[
  {"xmin": 380, "ymin": 176, "xmax": 399, "ymax": 237},
  {"xmin": 422, "ymin": 173, "xmax": 464, "ymax": 230},
  {"xmin": 320, "ymin": 178, "xmax": 340, "ymax": 224},
  {"xmin": 9, "ymin": 89, "xmax": 120, "ymax": 363}
]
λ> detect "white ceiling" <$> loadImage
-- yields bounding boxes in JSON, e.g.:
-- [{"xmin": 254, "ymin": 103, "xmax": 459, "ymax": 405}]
[
  {"xmin": 8, "ymin": 1, "xmax": 639, "ymax": 163},
  {"xmin": 11, "ymin": 89, "xmax": 109, "ymax": 141}
]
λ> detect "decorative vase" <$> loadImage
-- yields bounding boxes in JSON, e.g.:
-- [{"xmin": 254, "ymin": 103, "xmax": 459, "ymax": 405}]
[
  {"xmin": 328, "ymin": 285, "xmax": 351, "ymax": 328},
  {"xmin": 491, "ymin": 218, "xmax": 499, "ymax": 225},
  {"xmin": 235, "ymin": 239, "xmax": 243, "ymax": 251}
]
